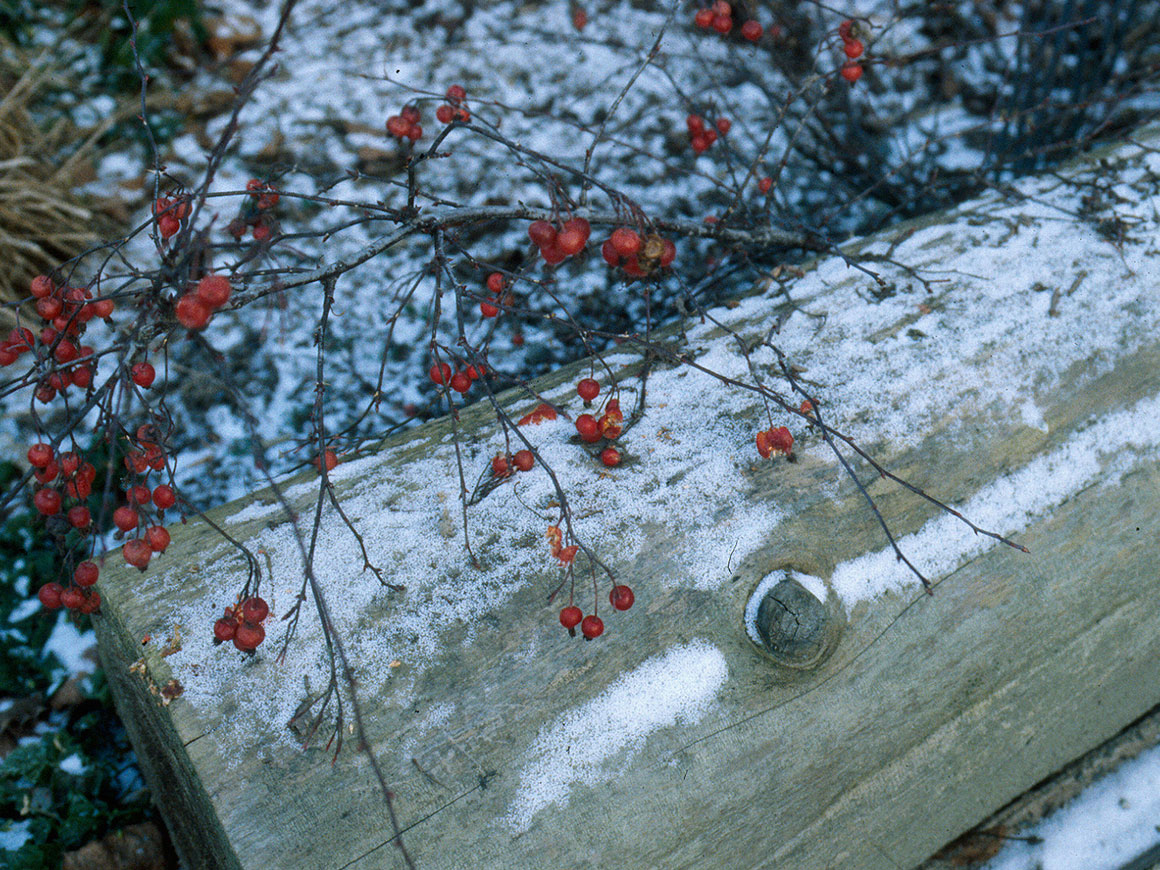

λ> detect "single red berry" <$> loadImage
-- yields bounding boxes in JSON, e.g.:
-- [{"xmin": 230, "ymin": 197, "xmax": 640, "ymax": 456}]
[
  {"xmin": 77, "ymin": 589, "xmax": 100, "ymax": 614},
  {"xmin": 686, "ymin": 114, "xmax": 705, "ymax": 134},
  {"xmin": 127, "ymin": 484, "xmax": 151, "ymax": 505},
  {"xmin": 572, "ymin": 6, "xmax": 587, "ymax": 29},
  {"xmin": 712, "ymin": 13, "xmax": 732, "ymax": 33},
  {"xmin": 577, "ymin": 378, "xmax": 600, "ymax": 401},
  {"xmin": 92, "ymin": 298, "xmax": 114, "ymax": 318},
  {"xmin": 122, "ymin": 538, "xmax": 152, "ymax": 569},
  {"xmin": 557, "ymin": 217, "xmax": 591, "ymax": 256},
  {"xmin": 759, "ymin": 176, "xmax": 773, "ymax": 194},
  {"xmin": 694, "ymin": 8, "xmax": 713, "ymax": 28},
  {"xmin": 480, "ymin": 300, "xmax": 499, "ymax": 317},
  {"xmin": 455, "ymin": 107, "xmax": 470, "ymax": 122},
  {"xmin": 241, "ymin": 596, "xmax": 269, "ymax": 623},
  {"xmin": 145, "ymin": 525, "xmax": 171, "ymax": 553},
  {"xmin": 840, "ymin": 60, "xmax": 863, "ymax": 83},
  {"xmin": 446, "ymin": 84, "xmax": 467, "ymax": 103},
  {"xmin": 196, "ymin": 275, "xmax": 232, "ymax": 308},
  {"xmin": 158, "ymin": 214, "xmax": 181, "ymax": 238},
  {"xmin": 113, "ymin": 506, "xmax": 139, "ymax": 532},
  {"xmin": 690, "ymin": 133, "xmax": 710, "ymax": 154},
  {"xmin": 838, "ymin": 19, "xmax": 854, "ymax": 41},
  {"xmin": 428, "ymin": 362, "xmax": 452, "ymax": 385},
  {"xmin": 712, "ymin": 0, "xmax": 731, "ymax": 14},
  {"xmin": 486, "ymin": 272, "xmax": 505, "ymax": 294},
  {"xmin": 609, "ymin": 584, "xmax": 635, "ymax": 611},
  {"xmin": 407, "ymin": 122, "xmax": 423, "ymax": 140},
  {"xmin": 67, "ymin": 506, "xmax": 91, "ymax": 529},
  {"xmin": 491, "ymin": 454, "xmax": 511, "ymax": 477},
  {"xmin": 57, "ymin": 452, "xmax": 79, "ymax": 477},
  {"xmin": 513, "ymin": 449, "xmax": 534, "ymax": 472},
  {"xmin": 844, "ymin": 38, "xmax": 864, "ymax": 59},
  {"xmin": 386, "ymin": 115, "xmax": 408, "ymax": 137},
  {"xmin": 401, "ymin": 105, "xmax": 420, "ymax": 124},
  {"xmin": 600, "ymin": 447, "xmax": 621, "ymax": 467},
  {"xmin": 35, "ymin": 296, "xmax": 62, "ymax": 321},
  {"xmin": 38, "ymin": 582, "xmax": 65, "ymax": 609},
  {"xmin": 600, "ymin": 239, "xmax": 620, "ymax": 266},
  {"xmin": 34, "ymin": 460, "xmax": 59, "ymax": 484},
  {"xmin": 74, "ymin": 561, "xmax": 99, "ymax": 588},
  {"xmin": 449, "ymin": 371, "xmax": 472, "ymax": 394},
  {"xmin": 152, "ymin": 484, "xmax": 176, "ymax": 509},
  {"xmin": 741, "ymin": 19, "xmax": 762, "ymax": 41},
  {"xmin": 314, "ymin": 449, "xmax": 338, "ymax": 472},
  {"xmin": 27, "ymin": 443, "xmax": 53, "ymax": 468},
  {"xmin": 580, "ymin": 615, "xmax": 604, "ymax": 639},
  {"xmin": 540, "ymin": 241, "xmax": 567, "ymax": 265},
  {"xmin": 175, "ymin": 294, "xmax": 211, "ymax": 329},
  {"xmin": 704, "ymin": 128, "xmax": 718, "ymax": 146},
  {"xmin": 716, "ymin": 117, "xmax": 731, "ymax": 135},
  {"xmin": 53, "ymin": 340, "xmax": 78, "ymax": 364},
  {"xmin": 214, "ymin": 617, "xmax": 238, "ymax": 642},
  {"xmin": 660, "ymin": 238, "xmax": 677, "ymax": 267},
  {"xmin": 560, "ymin": 605, "xmax": 583, "ymax": 629},
  {"xmin": 436, "ymin": 104, "xmax": 454, "ymax": 124},
  {"xmin": 30, "ymin": 275, "xmax": 54, "ymax": 299},
  {"xmin": 609, "ymin": 228, "xmax": 642, "ymax": 257},
  {"xmin": 70, "ymin": 366, "xmax": 93, "ymax": 389},
  {"xmin": 466, "ymin": 364, "xmax": 485, "ymax": 380},
  {"xmin": 130, "ymin": 362, "xmax": 156, "ymax": 388},
  {"xmin": 234, "ymin": 621, "xmax": 265, "ymax": 651},
  {"xmin": 575, "ymin": 414, "xmax": 601, "ymax": 443},
  {"xmin": 527, "ymin": 220, "xmax": 557, "ymax": 249},
  {"xmin": 34, "ymin": 488, "xmax": 61, "ymax": 516},
  {"xmin": 61, "ymin": 586, "xmax": 85, "ymax": 611}
]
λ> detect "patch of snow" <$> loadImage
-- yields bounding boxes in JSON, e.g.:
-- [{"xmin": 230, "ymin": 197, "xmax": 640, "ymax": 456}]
[
  {"xmin": 58, "ymin": 753, "xmax": 87, "ymax": 776},
  {"xmin": 501, "ymin": 640, "xmax": 728, "ymax": 831},
  {"xmin": 42, "ymin": 613, "xmax": 97, "ymax": 679},
  {"xmin": 0, "ymin": 820, "xmax": 33, "ymax": 852}
]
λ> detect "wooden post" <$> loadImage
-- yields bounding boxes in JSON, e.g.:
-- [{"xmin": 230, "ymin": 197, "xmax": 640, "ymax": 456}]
[{"xmin": 94, "ymin": 122, "xmax": 1160, "ymax": 870}]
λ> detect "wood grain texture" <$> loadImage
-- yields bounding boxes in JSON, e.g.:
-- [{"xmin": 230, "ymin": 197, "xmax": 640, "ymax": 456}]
[{"xmin": 91, "ymin": 123, "xmax": 1160, "ymax": 870}]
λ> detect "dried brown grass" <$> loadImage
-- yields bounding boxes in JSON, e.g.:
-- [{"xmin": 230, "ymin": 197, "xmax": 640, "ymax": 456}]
[{"xmin": 0, "ymin": 42, "xmax": 120, "ymax": 330}]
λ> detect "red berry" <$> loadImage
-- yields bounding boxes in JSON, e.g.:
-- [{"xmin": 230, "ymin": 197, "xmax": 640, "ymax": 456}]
[
  {"xmin": 130, "ymin": 362, "xmax": 156, "ymax": 388},
  {"xmin": 559, "ymin": 605, "xmax": 583, "ymax": 629},
  {"xmin": 838, "ymin": 19, "xmax": 854, "ymax": 41},
  {"xmin": 196, "ymin": 275, "xmax": 231, "ymax": 308},
  {"xmin": 527, "ymin": 220, "xmax": 557, "ymax": 249},
  {"xmin": 840, "ymin": 61, "xmax": 863, "ymax": 83},
  {"xmin": 691, "ymin": 133, "xmax": 710, "ymax": 154},
  {"xmin": 53, "ymin": 340, "xmax": 77, "ymax": 364},
  {"xmin": 694, "ymin": 8, "xmax": 713, "ymax": 28},
  {"xmin": 241, "ymin": 596, "xmax": 269, "ymax": 623},
  {"xmin": 35, "ymin": 296, "xmax": 62, "ymax": 320},
  {"xmin": 486, "ymin": 272, "xmax": 505, "ymax": 294},
  {"xmin": 600, "ymin": 239, "xmax": 620, "ymax": 266},
  {"xmin": 580, "ymin": 615, "xmax": 604, "ymax": 639},
  {"xmin": 557, "ymin": 217, "xmax": 591, "ymax": 256},
  {"xmin": 480, "ymin": 300, "xmax": 499, "ymax": 317},
  {"xmin": 741, "ymin": 19, "xmax": 762, "ymax": 41},
  {"xmin": 252, "ymin": 223, "xmax": 272, "ymax": 242},
  {"xmin": 844, "ymin": 38, "xmax": 864, "ymax": 59},
  {"xmin": 234, "ymin": 621, "xmax": 265, "ymax": 651},
  {"xmin": 686, "ymin": 114, "xmax": 705, "ymax": 134},
  {"xmin": 600, "ymin": 447, "xmax": 621, "ymax": 467},
  {"xmin": 67, "ymin": 506, "xmax": 91, "ymax": 529},
  {"xmin": 455, "ymin": 107, "xmax": 470, "ymax": 122},
  {"xmin": 660, "ymin": 238, "xmax": 677, "ymax": 267},
  {"xmin": 715, "ymin": 117, "xmax": 731, "ymax": 135},
  {"xmin": 704, "ymin": 128, "xmax": 718, "ymax": 146},
  {"xmin": 127, "ymin": 484, "xmax": 151, "ymax": 505},
  {"xmin": 153, "ymin": 484, "xmax": 176, "ymax": 509},
  {"xmin": 74, "ymin": 561, "xmax": 99, "ymax": 587},
  {"xmin": 34, "ymin": 488, "xmax": 61, "ymax": 516},
  {"xmin": 122, "ymin": 538, "xmax": 152, "ymax": 569},
  {"xmin": 491, "ymin": 454, "xmax": 511, "ymax": 477},
  {"xmin": 577, "ymin": 378, "xmax": 600, "ymax": 401},
  {"xmin": 38, "ymin": 582, "xmax": 64, "ymax": 609},
  {"xmin": 386, "ymin": 115, "xmax": 408, "ymax": 137},
  {"xmin": 70, "ymin": 366, "xmax": 93, "ymax": 388},
  {"xmin": 540, "ymin": 242, "xmax": 567, "ymax": 265},
  {"xmin": 609, "ymin": 584, "xmax": 634, "ymax": 610},
  {"xmin": 61, "ymin": 586, "xmax": 85, "ymax": 611},
  {"xmin": 436, "ymin": 104, "xmax": 454, "ymax": 124},
  {"xmin": 113, "ymin": 506, "xmax": 139, "ymax": 532},
  {"xmin": 429, "ymin": 362, "xmax": 452, "ymax": 385},
  {"xmin": 401, "ymin": 105, "xmax": 420, "ymax": 124},
  {"xmin": 609, "ymin": 228, "xmax": 641, "ymax": 257},
  {"xmin": 27, "ymin": 443, "xmax": 53, "ymax": 468},
  {"xmin": 449, "ymin": 371, "xmax": 472, "ymax": 394},
  {"xmin": 513, "ymin": 449, "xmax": 534, "ymax": 472},
  {"xmin": 145, "ymin": 525, "xmax": 170, "ymax": 553},
  {"xmin": 214, "ymin": 617, "xmax": 238, "ymax": 642},
  {"xmin": 314, "ymin": 449, "xmax": 339, "ymax": 472},
  {"xmin": 175, "ymin": 294, "xmax": 211, "ymax": 329},
  {"xmin": 92, "ymin": 298, "xmax": 114, "ymax": 318},
  {"xmin": 575, "ymin": 413, "xmax": 601, "ymax": 443},
  {"xmin": 572, "ymin": 6, "xmax": 587, "ymax": 29},
  {"xmin": 759, "ymin": 176, "xmax": 773, "ymax": 194},
  {"xmin": 34, "ymin": 460, "xmax": 59, "ymax": 484},
  {"xmin": 158, "ymin": 214, "xmax": 181, "ymax": 238},
  {"xmin": 78, "ymin": 589, "xmax": 100, "ymax": 614},
  {"xmin": 30, "ymin": 275, "xmax": 54, "ymax": 299},
  {"xmin": 446, "ymin": 84, "xmax": 467, "ymax": 103},
  {"xmin": 712, "ymin": 13, "xmax": 732, "ymax": 33}
]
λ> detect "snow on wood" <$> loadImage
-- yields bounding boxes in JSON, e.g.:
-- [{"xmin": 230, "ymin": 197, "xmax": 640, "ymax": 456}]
[{"xmin": 94, "ymin": 124, "xmax": 1160, "ymax": 869}]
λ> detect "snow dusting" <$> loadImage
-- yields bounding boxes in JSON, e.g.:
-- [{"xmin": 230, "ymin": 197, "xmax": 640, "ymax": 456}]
[{"xmin": 502, "ymin": 640, "xmax": 728, "ymax": 832}]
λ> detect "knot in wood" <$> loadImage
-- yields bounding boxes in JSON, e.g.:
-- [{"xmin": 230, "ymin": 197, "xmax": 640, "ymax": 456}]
[{"xmin": 750, "ymin": 574, "xmax": 842, "ymax": 670}]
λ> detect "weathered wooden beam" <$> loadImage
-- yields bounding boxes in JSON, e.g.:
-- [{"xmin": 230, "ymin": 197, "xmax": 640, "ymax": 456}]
[{"xmin": 94, "ymin": 122, "xmax": 1160, "ymax": 870}]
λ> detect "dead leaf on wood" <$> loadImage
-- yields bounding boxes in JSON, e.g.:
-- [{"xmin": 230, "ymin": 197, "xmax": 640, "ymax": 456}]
[
  {"xmin": 930, "ymin": 825, "xmax": 1008, "ymax": 865},
  {"xmin": 61, "ymin": 821, "xmax": 172, "ymax": 870}
]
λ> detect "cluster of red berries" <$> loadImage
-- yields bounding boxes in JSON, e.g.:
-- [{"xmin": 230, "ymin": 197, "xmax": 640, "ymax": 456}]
[
  {"xmin": 574, "ymin": 378, "xmax": 622, "ymax": 467},
  {"xmin": 558, "ymin": 584, "xmax": 634, "ymax": 640},
  {"xmin": 175, "ymin": 274, "xmax": 232, "ymax": 331},
  {"xmin": 119, "ymin": 477, "xmax": 178, "ymax": 571},
  {"xmin": 479, "ymin": 272, "xmax": 512, "ymax": 318},
  {"xmin": 838, "ymin": 19, "xmax": 865, "ymax": 83},
  {"xmin": 491, "ymin": 448, "xmax": 535, "ymax": 478},
  {"xmin": 686, "ymin": 114, "xmax": 730, "ymax": 155},
  {"xmin": 600, "ymin": 227, "xmax": 676, "ymax": 278},
  {"xmin": 213, "ymin": 596, "xmax": 269, "ymax": 652},
  {"xmin": 153, "ymin": 194, "xmax": 191, "ymax": 240},
  {"xmin": 227, "ymin": 179, "xmax": 279, "ymax": 242},
  {"xmin": 756, "ymin": 425, "xmax": 794, "ymax": 458},
  {"xmin": 29, "ymin": 443, "xmax": 97, "ymax": 520},
  {"xmin": 527, "ymin": 217, "xmax": 591, "ymax": 266},
  {"xmin": 386, "ymin": 105, "xmax": 423, "ymax": 141},
  {"xmin": 8, "ymin": 275, "xmax": 115, "ymax": 400},
  {"xmin": 37, "ymin": 560, "xmax": 102, "ymax": 615},
  {"xmin": 429, "ymin": 359, "xmax": 486, "ymax": 395},
  {"xmin": 693, "ymin": 0, "xmax": 767, "ymax": 41},
  {"xmin": 435, "ymin": 84, "xmax": 471, "ymax": 125}
]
